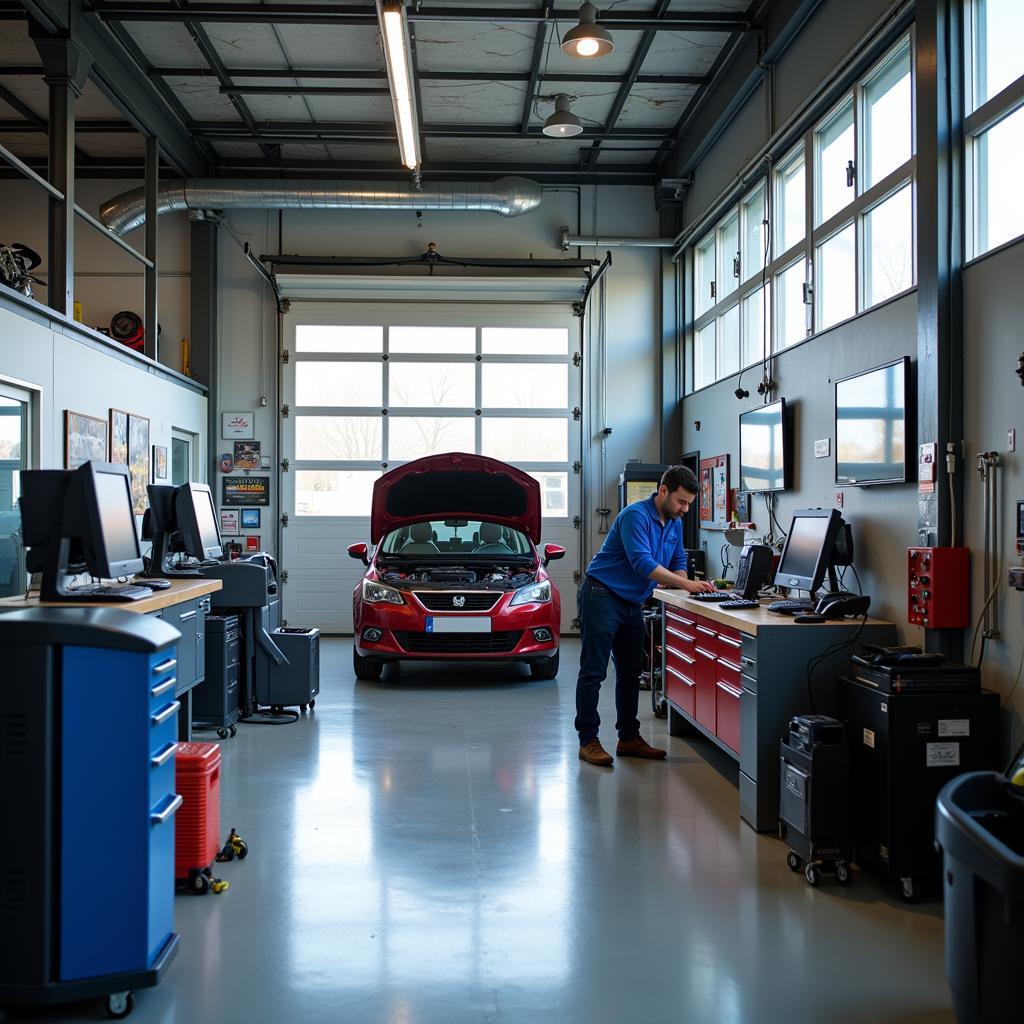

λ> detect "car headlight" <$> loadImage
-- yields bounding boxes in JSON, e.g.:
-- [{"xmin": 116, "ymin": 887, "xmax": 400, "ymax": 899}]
[
  {"xmin": 510, "ymin": 580, "xmax": 551, "ymax": 607},
  {"xmin": 362, "ymin": 579, "xmax": 405, "ymax": 605}
]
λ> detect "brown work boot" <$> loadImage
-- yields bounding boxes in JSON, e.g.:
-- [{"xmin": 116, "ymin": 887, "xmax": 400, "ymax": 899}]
[
  {"xmin": 616, "ymin": 735, "xmax": 667, "ymax": 759},
  {"xmin": 579, "ymin": 739, "xmax": 614, "ymax": 766}
]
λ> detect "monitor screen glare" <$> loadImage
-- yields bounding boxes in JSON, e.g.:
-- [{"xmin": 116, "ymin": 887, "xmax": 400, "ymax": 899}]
[
  {"xmin": 194, "ymin": 489, "xmax": 221, "ymax": 553},
  {"xmin": 836, "ymin": 360, "xmax": 906, "ymax": 485},
  {"xmin": 94, "ymin": 470, "xmax": 140, "ymax": 564},
  {"xmin": 776, "ymin": 515, "xmax": 831, "ymax": 585},
  {"xmin": 739, "ymin": 400, "xmax": 786, "ymax": 493}
]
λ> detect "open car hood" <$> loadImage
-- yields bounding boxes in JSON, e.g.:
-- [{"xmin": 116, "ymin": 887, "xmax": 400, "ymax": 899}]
[{"xmin": 370, "ymin": 452, "xmax": 542, "ymax": 544}]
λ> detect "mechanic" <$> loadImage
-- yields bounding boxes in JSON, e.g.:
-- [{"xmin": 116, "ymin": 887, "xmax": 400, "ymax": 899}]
[{"xmin": 575, "ymin": 465, "xmax": 714, "ymax": 766}]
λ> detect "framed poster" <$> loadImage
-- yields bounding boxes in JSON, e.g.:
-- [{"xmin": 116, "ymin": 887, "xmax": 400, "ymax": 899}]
[
  {"xmin": 109, "ymin": 408, "xmax": 129, "ymax": 464},
  {"xmin": 222, "ymin": 475, "xmax": 270, "ymax": 506},
  {"xmin": 219, "ymin": 509, "xmax": 240, "ymax": 536},
  {"xmin": 245, "ymin": 535, "xmax": 260, "ymax": 552},
  {"xmin": 241, "ymin": 508, "xmax": 261, "ymax": 529},
  {"xmin": 233, "ymin": 440, "xmax": 261, "ymax": 471},
  {"xmin": 699, "ymin": 454, "xmax": 730, "ymax": 526},
  {"xmin": 65, "ymin": 410, "xmax": 108, "ymax": 470},
  {"xmin": 153, "ymin": 444, "xmax": 168, "ymax": 480},
  {"xmin": 128, "ymin": 413, "xmax": 150, "ymax": 514},
  {"xmin": 222, "ymin": 411, "xmax": 255, "ymax": 439}
]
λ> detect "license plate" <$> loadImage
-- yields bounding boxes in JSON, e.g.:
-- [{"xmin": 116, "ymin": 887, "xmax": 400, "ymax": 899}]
[{"xmin": 425, "ymin": 616, "xmax": 491, "ymax": 633}]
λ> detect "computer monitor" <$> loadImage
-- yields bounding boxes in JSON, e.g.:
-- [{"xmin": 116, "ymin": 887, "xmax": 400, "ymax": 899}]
[
  {"xmin": 175, "ymin": 482, "xmax": 223, "ymax": 561},
  {"xmin": 74, "ymin": 461, "xmax": 144, "ymax": 578},
  {"xmin": 774, "ymin": 508, "xmax": 843, "ymax": 594},
  {"xmin": 738, "ymin": 399, "xmax": 790, "ymax": 493}
]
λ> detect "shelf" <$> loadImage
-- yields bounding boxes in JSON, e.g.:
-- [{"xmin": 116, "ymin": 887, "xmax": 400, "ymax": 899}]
[{"xmin": 701, "ymin": 522, "xmax": 755, "ymax": 532}]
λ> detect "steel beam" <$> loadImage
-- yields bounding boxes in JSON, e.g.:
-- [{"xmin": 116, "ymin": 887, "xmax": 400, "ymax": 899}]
[
  {"xmin": 0, "ymin": 117, "xmax": 134, "ymax": 131},
  {"xmin": 144, "ymin": 135, "xmax": 158, "ymax": 361},
  {"xmin": 192, "ymin": 121, "xmax": 669, "ymax": 141},
  {"xmin": 521, "ymin": 5, "xmax": 549, "ymax": 135}
]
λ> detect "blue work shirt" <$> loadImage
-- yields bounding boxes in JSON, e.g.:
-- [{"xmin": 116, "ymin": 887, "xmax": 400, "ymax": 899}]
[{"xmin": 586, "ymin": 495, "xmax": 688, "ymax": 605}]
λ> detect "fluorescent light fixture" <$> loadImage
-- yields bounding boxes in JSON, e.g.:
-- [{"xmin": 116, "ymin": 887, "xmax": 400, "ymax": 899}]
[
  {"xmin": 376, "ymin": 0, "xmax": 420, "ymax": 170},
  {"xmin": 561, "ymin": 2, "xmax": 615, "ymax": 59},
  {"xmin": 543, "ymin": 94, "xmax": 583, "ymax": 138}
]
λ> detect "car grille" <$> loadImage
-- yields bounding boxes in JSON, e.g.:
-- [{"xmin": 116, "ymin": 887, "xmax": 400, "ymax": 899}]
[
  {"xmin": 413, "ymin": 591, "xmax": 501, "ymax": 612},
  {"xmin": 394, "ymin": 630, "xmax": 522, "ymax": 654}
]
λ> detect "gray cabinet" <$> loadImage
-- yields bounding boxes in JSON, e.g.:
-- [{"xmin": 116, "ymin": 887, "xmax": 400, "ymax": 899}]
[{"xmin": 146, "ymin": 595, "xmax": 211, "ymax": 741}]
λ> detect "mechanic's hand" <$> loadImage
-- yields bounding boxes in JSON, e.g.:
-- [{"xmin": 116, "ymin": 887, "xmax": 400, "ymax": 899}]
[{"xmin": 683, "ymin": 578, "xmax": 716, "ymax": 594}]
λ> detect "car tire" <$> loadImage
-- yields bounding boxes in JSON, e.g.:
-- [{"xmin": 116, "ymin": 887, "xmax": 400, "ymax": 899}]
[
  {"xmin": 353, "ymin": 647, "xmax": 384, "ymax": 681},
  {"xmin": 530, "ymin": 650, "xmax": 559, "ymax": 680}
]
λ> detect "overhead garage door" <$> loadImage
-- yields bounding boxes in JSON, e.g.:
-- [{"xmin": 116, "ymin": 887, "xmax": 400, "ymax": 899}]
[{"xmin": 279, "ymin": 300, "xmax": 581, "ymax": 634}]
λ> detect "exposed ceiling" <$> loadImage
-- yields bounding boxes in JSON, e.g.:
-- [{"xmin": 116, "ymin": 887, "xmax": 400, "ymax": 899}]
[{"xmin": 0, "ymin": 1, "xmax": 764, "ymax": 183}]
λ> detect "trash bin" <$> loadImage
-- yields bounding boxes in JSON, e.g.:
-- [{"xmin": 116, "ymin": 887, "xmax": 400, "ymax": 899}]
[{"xmin": 935, "ymin": 748, "xmax": 1024, "ymax": 1024}]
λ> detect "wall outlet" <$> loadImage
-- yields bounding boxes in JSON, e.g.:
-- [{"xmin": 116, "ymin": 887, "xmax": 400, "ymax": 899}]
[
  {"xmin": 1009, "ymin": 428, "xmax": 1016, "ymax": 453},
  {"xmin": 814, "ymin": 438, "xmax": 830, "ymax": 458},
  {"xmin": 835, "ymin": 492, "xmax": 844, "ymax": 508}
]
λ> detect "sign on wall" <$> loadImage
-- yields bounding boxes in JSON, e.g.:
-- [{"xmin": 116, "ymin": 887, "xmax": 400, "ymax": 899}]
[
  {"xmin": 222, "ymin": 475, "xmax": 270, "ymax": 506},
  {"xmin": 221, "ymin": 411, "xmax": 255, "ymax": 439}
]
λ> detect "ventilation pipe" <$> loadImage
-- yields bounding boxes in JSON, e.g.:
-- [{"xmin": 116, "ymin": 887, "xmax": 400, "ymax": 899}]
[
  {"xmin": 99, "ymin": 177, "xmax": 543, "ymax": 236},
  {"xmin": 559, "ymin": 225, "xmax": 674, "ymax": 249}
]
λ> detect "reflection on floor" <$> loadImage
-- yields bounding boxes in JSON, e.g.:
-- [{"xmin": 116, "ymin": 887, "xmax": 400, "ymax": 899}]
[{"xmin": 4, "ymin": 638, "xmax": 954, "ymax": 1024}]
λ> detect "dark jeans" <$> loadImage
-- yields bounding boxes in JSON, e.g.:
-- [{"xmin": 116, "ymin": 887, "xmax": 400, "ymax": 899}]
[{"xmin": 574, "ymin": 577, "xmax": 644, "ymax": 745}]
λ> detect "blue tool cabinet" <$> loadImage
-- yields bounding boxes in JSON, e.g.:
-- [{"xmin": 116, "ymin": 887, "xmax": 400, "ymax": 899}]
[{"xmin": 0, "ymin": 607, "xmax": 182, "ymax": 1017}]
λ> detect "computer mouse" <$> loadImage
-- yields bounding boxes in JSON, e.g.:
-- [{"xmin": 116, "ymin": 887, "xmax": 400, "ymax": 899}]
[
  {"xmin": 142, "ymin": 579, "xmax": 173, "ymax": 590},
  {"xmin": 793, "ymin": 613, "xmax": 827, "ymax": 624}
]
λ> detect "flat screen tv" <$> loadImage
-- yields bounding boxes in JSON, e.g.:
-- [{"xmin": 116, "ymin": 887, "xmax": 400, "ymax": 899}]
[
  {"xmin": 835, "ymin": 356, "xmax": 910, "ymax": 486},
  {"xmin": 738, "ymin": 398, "xmax": 790, "ymax": 493}
]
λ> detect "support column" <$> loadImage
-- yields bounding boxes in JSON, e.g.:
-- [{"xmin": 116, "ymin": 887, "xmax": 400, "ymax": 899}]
[
  {"xmin": 30, "ymin": 23, "xmax": 91, "ymax": 319},
  {"xmin": 915, "ymin": 0, "xmax": 964, "ymax": 655},
  {"xmin": 189, "ymin": 219, "xmax": 218, "ymax": 479},
  {"xmin": 659, "ymin": 202, "xmax": 683, "ymax": 463},
  {"xmin": 145, "ymin": 135, "xmax": 159, "ymax": 361}
]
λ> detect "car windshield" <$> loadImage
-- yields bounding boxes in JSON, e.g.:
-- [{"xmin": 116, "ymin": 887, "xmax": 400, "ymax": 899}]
[{"xmin": 380, "ymin": 519, "xmax": 532, "ymax": 558}]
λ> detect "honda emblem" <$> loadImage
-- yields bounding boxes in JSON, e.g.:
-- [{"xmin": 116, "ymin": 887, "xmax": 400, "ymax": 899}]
[{"xmin": 453, "ymin": 596, "xmax": 465, "ymax": 608}]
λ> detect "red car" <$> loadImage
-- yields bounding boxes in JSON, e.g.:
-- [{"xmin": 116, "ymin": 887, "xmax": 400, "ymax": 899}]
[{"xmin": 348, "ymin": 453, "xmax": 564, "ymax": 681}]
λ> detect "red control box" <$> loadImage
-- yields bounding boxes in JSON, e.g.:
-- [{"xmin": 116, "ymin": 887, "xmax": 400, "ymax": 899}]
[{"xmin": 907, "ymin": 547, "xmax": 970, "ymax": 628}]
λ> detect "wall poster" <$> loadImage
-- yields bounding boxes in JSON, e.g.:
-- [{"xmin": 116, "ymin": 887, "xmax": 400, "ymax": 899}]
[
  {"xmin": 699, "ymin": 455, "xmax": 730, "ymax": 526},
  {"xmin": 222, "ymin": 475, "xmax": 270, "ymax": 506}
]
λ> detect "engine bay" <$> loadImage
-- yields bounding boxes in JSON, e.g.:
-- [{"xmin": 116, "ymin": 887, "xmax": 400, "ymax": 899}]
[{"xmin": 379, "ymin": 565, "xmax": 537, "ymax": 591}]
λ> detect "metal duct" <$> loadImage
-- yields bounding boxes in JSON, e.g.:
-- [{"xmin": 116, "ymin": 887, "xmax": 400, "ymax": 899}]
[{"xmin": 99, "ymin": 176, "xmax": 543, "ymax": 236}]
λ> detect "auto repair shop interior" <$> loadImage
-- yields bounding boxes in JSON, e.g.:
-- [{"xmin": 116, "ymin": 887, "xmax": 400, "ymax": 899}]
[{"xmin": 0, "ymin": 0, "xmax": 1023, "ymax": 1022}]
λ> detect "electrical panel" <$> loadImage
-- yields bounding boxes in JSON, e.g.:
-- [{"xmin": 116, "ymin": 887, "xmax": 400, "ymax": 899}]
[{"xmin": 907, "ymin": 547, "xmax": 970, "ymax": 628}]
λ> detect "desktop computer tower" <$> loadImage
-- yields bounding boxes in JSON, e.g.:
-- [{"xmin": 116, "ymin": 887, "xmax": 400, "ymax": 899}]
[
  {"xmin": 839, "ymin": 676, "xmax": 1000, "ymax": 898},
  {"xmin": 254, "ymin": 626, "xmax": 320, "ymax": 710},
  {"xmin": 193, "ymin": 615, "xmax": 241, "ymax": 735}
]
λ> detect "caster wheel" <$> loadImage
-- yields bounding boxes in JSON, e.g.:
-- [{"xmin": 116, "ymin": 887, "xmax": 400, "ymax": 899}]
[
  {"xmin": 300, "ymin": 703, "xmax": 308, "ymax": 711},
  {"xmin": 900, "ymin": 877, "xmax": 920, "ymax": 903},
  {"xmin": 804, "ymin": 863, "xmax": 822, "ymax": 887},
  {"xmin": 235, "ymin": 840, "xmax": 249, "ymax": 860},
  {"xmin": 836, "ymin": 862, "xmax": 851, "ymax": 886},
  {"xmin": 191, "ymin": 870, "xmax": 210, "ymax": 895},
  {"xmin": 217, "ymin": 727, "xmax": 229, "ymax": 739},
  {"xmin": 229, "ymin": 725, "xmax": 237, "ymax": 737},
  {"xmin": 106, "ymin": 991, "xmax": 134, "ymax": 1019},
  {"xmin": 308, "ymin": 699, "xmax": 315, "ymax": 709},
  {"xmin": 786, "ymin": 851, "xmax": 802, "ymax": 873}
]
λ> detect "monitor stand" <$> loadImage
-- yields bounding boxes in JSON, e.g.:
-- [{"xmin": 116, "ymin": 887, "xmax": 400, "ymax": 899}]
[{"xmin": 141, "ymin": 529, "xmax": 202, "ymax": 578}]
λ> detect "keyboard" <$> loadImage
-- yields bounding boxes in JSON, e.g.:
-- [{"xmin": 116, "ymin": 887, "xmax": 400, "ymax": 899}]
[
  {"xmin": 767, "ymin": 600, "xmax": 814, "ymax": 615},
  {"xmin": 720, "ymin": 599, "xmax": 759, "ymax": 609},
  {"xmin": 69, "ymin": 583, "xmax": 154, "ymax": 602},
  {"xmin": 693, "ymin": 591, "xmax": 734, "ymax": 602}
]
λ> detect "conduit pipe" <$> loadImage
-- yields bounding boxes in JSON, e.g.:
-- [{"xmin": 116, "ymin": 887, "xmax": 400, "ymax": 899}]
[
  {"xmin": 560, "ymin": 225, "xmax": 673, "ymax": 249},
  {"xmin": 99, "ymin": 176, "xmax": 542, "ymax": 235}
]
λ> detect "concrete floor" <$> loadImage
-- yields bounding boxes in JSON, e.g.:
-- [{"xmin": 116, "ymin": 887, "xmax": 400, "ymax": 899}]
[{"xmin": 2, "ymin": 638, "xmax": 955, "ymax": 1024}]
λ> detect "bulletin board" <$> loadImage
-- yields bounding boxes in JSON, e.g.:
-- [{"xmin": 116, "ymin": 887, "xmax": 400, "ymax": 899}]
[{"xmin": 699, "ymin": 455, "xmax": 730, "ymax": 526}]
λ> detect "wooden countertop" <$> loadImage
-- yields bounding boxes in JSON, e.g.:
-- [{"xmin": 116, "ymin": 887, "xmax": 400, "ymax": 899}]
[
  {"xmin": 653, "ymin": 588, "xmax": 892, "ymax": 635},
  {"xmin": 0, "ymin": 577, "xmax": 222, "ymax": 615}
]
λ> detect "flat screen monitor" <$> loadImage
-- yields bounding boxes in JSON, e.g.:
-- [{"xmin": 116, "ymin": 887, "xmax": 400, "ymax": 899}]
[
  {"xmin": 76, "ymin": 462, "xmax": 144, "ymax": 578},
  {"xmin": 774, "ymin": 508, "xmax": 843, "ymax": 594},
  {"xmin": 739, "ymin": 399, "xmax": 789, "ymax": 493},
  {"xmin": 835, "ymin": 357, "xmax": 909, "ymax": 486},
  {"xmin": 175, "ymin": 482, "xmax": 223, "ymax": 561}
]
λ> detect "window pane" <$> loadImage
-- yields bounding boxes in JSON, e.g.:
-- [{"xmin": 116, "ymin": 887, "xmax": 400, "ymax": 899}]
[
  {"xmin": 295, "ymin": 470, "xmax": 380, "ymax": 516},
  {"xmin": 864, "ymin": 44, "xmax": 913, "ymax": 188},
  {"xmin": 528, "ymin": 472, "xmax": 569, "ymax": 517},
  {"xmin": 389, "ymin": 363, "xmax": 475, "ymax": 407},
  {"xmin": 296, "ymin": 325, "xmax": 382, "ymax": 353},
  {"xmin": 717, "ymin": 212, "xmax": 740, "ymax": 301},
  {"xmin": 296, "ymin": 362, "xmax": 381, "ymax": 406},
  {"xmin": 481, "ymin": 328, "xmax": 567, "ymax": 355},
  {"xmin": 718, "ymin": 304, "xmax": 740, "ymax": 378},
  {"xmin": 817, "ymin": 223, "xmax": 856, "ymax": 331},
  {"xmin": 976, "ymin": 104, "xmax": 1024, "ymax": 256},
  {"xmin": 776, "ymin": 261, "xmax": 807, "ymax": 349},
  {"xmin": 777, "ymin": 152, "xmax": 805, "ymax": 255},
  {"xmin": 741, "ymin": 185, "xmax": 767, "ymax": 281},
  {"xmin": 865, "ymin": 185, "xmax": 914, "ymax": 306},
  {"xmin": 482, "ymin": 364, "xmax": 568, "ymax": 408},
  {"xmin": 390, "ymin": 326, "xmax": 475, "ymax": 354},
  {"xmin": 296, "ymin": 416, "xmax": 381, "ymax": 460},
  {"xmin": 971, "ymin": 0, "xmax": 1024, "ymax": 111},
  {"xmin": 388, "ymin": 417, "xmax": 475, "ymax": 460},
  {"xmin": 694, "ymin": 321, "xmax": 716, "ymax": 389},
  {"xmin": 695, "ymin": 233, "xmax": 716, "ymax": 316},
  {"xmin": 816, "ymin": 100, "xmax": 855, "ymax": 224},
  {"xmin": 481, "ymin": 418, "xmax": 568, "ymax": 462},
  {"xmin": 741, "ymin": 286, "xmax": 769, "ymax": 367}
]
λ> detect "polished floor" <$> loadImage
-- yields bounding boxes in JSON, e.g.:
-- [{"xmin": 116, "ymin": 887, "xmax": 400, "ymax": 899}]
[{"xmin": 3, "ymin": 639, "xmax": 955, "ymax": 1024}]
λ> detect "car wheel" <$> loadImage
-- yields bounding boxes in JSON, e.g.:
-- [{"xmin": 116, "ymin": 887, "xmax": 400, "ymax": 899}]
[
  {"xmin": 353, "ymin": 647, "xmax": 383, "ymax": 681},
  {"xmin": 530, "ymin": 650, "xmax": 559, "ymax": 680}
]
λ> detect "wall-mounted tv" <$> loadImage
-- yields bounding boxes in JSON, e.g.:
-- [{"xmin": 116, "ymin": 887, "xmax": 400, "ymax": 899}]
[
  {"xmin": 738, "ymin": 398, "xmax": 790, "ymax": 493},
  {"xmin": 835, "ymin": 356, "xmax": 910, "ymax": 486}
]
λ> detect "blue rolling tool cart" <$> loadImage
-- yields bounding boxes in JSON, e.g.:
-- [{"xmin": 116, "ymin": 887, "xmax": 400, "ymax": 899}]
[{"xmin": 0, "ymin": 607, "xmax": 183, "ymax": 1019}]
